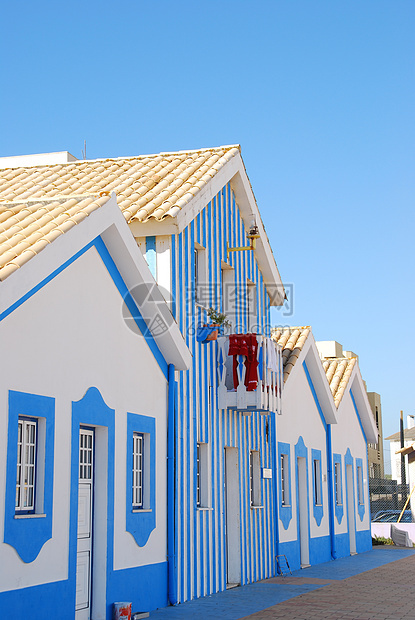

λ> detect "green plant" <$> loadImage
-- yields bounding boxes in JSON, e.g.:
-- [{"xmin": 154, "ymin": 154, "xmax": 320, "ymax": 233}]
[
  {"xmin": 372, "ymin": 535, "xmax": 394, "ymax": 546},
  {"xmin": 207, "ymin": 307, "xmax": 231, "ymax": 327}
]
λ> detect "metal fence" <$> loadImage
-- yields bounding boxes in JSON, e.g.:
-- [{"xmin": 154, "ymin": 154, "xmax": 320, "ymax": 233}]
[{"xmin": 369, "ymin": 450, "xmax": 413, "ymax": 522}]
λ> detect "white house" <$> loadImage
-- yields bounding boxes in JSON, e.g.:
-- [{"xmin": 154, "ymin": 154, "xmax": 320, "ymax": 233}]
[
  {"xmin": 0, "ymin": 147, "xmax": 379, "ymax": 617},
  {"xmin": 271, "ymin": 329, "xmax": 378, "ymax": 571},
  {"xmin": 0, "ymin": 190, "xmax": 190, "ymax": 619}
]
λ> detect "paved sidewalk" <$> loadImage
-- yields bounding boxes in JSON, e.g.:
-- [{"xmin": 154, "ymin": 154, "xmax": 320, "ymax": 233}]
[{"xmin": 150, "ymin": 547, "xmax": 415, "ymax": 620}]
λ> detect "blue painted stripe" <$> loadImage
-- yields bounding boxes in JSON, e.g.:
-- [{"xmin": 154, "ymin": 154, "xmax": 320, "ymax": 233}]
[
  {"xmin": 0, "ymin": 237, "xmax": 169, "ymax": 380},
  {"xmin": 350, "ymin": 389, "xmax": 368, "ymax": 444},
  {"xmin": 145, "ymin": 235, "xmax": 157, "ymax": 278},
  {"xmin": 302, "ymin": 361, "xmax": 327, "ymax": 430}
]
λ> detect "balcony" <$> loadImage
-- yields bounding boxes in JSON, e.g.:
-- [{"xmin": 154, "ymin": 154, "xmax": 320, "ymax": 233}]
[{"xmin": 217, "ymin": 334, "xmax": 283, "ymax": 414}]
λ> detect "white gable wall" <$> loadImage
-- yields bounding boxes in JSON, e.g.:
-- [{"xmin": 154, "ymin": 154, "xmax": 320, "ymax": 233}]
[{"xmin": 0, "ymin": 247, "xmax": 167, "ymax": 592}]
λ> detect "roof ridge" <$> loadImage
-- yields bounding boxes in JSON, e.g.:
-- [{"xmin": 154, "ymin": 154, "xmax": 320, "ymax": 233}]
[{"xmin": 0, "ymin": 145, "xmax": 241, "ymax": 171}]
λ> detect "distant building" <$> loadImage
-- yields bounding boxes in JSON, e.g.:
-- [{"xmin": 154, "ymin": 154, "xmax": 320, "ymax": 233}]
[
  {"xmin": 315, "ymin": 341, "xmax": 384, "ymax": 480},
  {"xmin": 366, "ymin": 392, "xmax": 384, "ymax": 479},
  {"xmin": 386, "ymin": 416, "xmax": 415, "ymax": 485}
]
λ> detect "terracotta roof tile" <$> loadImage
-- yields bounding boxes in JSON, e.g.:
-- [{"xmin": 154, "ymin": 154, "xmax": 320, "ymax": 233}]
[
  {"xmin": 0, "ymin": 195, "xmax": 110, "ymax": 280},
  {"xmin": 322, "ymin": 357, "xmax": 357, "ymax": 407},
  {"xmin": 0, "ymin": 145, "xmax": 240, "ymax": 224},
  {"xmin": 271, "ymin": 326, "xmax": 311, "ymax": 383},
  {"xmin": 0, "ymin": 145, "xmax": 240, "ymax": 280}
]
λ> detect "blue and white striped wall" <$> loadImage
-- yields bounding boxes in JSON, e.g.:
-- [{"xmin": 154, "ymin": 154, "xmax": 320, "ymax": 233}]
[{"xmin": 171, "ymin": 183, "xmax": 276, "ymax": 603}]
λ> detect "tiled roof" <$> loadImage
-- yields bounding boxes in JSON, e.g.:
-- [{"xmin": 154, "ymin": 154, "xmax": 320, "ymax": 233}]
[
  {"xmin": 0, "ymin": 145, "xmax": 240, "ymax": 224},
  {"xmin": 271, "ymin": 326, "xmax": 311, "ymax": 383},
  {"xmin": 0, "ymin": 195, "xmax": 111, "ymax": 280},
  {"xmin": 0, "ymin": 145, "xmax": 240, "ymax": 281},
  {"xmin": 386, "ymin": 428, "xmax": 415, "ymax": 442},
  {"xmin": 322, "ymin": 357, "xmax": 357, "ymax": 408}
]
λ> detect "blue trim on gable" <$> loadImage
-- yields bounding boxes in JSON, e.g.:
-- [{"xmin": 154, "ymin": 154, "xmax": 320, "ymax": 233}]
[
  {"xmin": 278, "ymin": 442, "xmax": 292, "ymax": 530},
  {"xmin": 302, "ymin": 361, "xmax": 326, "ymax": 430},
  {"xmin": 311, "ymin": 448, "xmax": 323, "ymax": 526},
  {"xmin": 126, "ymin": 412, "xmax": 156, "ymax": 546},
  {"xmin": 0, "ymin": 240, "xmax": 95, "ymax": 323},
  {"xmin": 145, "ymin": 236, "xmax": 157, "ymax": 279},
  {"xmin": 350, "ymin": 390, "xmax": 367, "ymax": 444},
  {"xmin": 0, "ymin": 236, "xmax": 168, "ymax": 380},
  {"xmin": 4, "ymin": 390, "xmax": 55, "ymax": 563},
  {"xmin": 93, "ymin": 237, "xmax": 168, "ymax": 380}
]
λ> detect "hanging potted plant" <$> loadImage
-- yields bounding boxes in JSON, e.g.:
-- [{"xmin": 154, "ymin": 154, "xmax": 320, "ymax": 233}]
[{"xmin": 196, "ymin": 307, "xmax": 230, "ymax": 343}]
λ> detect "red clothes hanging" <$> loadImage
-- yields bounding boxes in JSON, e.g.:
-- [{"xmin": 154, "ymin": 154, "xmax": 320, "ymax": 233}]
[{"xmin": 228, "ymin": 334, "xmax": 259, "ymax": 391}]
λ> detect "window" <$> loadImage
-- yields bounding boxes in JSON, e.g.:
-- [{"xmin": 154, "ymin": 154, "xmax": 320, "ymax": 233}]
[
  {"xmin": 335, "ymin": 461, "xmax": 342, "ymax": 505},
  {"xmin": 250, "ymin": 450, "xmax": 261, "ymax": 507},
  {"xmin": 15, "ymin": 417, "xmax": 37, "ymax": 513},
  {"xmin": 221, "ymin": 262, "xmax": 236, "ymax": 331},
  {"xmin": 357, "ymin": 465, "xmax": 364, "ymax": 505},
  {"xmin": 281, "ymin": 453, "xmax": 289, "ymax": 505},
  {"xmin": 247, "ymin": 280, "xmax": 257, "ymax": 332},
  {"xmin": 133, "ymin": 432, "xmax": 144, "ymax": 509},
  {"xmin": 313, "ymin": 458, "xmax": 322, "ymax": 505},
  {"xmin": 194, "ymin": 244, "xmax": 207, "ymax": 305},
  {"xmin": 196, "ymin": 442, "xmax": 210, "ymax": 508}
]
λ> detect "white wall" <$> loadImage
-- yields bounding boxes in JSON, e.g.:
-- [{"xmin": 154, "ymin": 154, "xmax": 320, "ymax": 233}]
[
  {"xmin": 277, "ymin": 363, "xmax": 330, "ymax": 543},
  {"xmin": 331, "ymin": 390, "xmax": 371, "ymax": 534},
  {"xmin": 0, "ymin": 247, "xmax": 168, "ymax": 591}
]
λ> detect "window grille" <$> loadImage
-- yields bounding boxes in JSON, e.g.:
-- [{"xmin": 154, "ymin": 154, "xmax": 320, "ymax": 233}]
[
  {"xmin": 196, "ymin": 443, "xmax": 201, "ymax": 507},
  {"xmin": 16, "ymin": 418, "xmax": 37, "ymax": 512},
  {"xmin": 79, "ymin": 430, "xmax": 93, "ymax": 481},
  {"xmin": 133, "ymin": 432, "xmax": 144, "ymax": 508},
  {"xmin": 313, "ymin": 458, "xmax": 322, "ymax": 505}
]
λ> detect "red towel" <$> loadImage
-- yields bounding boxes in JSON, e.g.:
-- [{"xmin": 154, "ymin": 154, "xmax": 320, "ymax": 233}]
[{"xmin": 228, "ymin": 334, "xmax": 258, "ymax": 391}]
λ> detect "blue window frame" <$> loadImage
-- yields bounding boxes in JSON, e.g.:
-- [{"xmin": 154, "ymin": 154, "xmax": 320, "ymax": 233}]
[
  {"xmin": 5, "ymin": 390, "xmax": 55, "ymax": 563},
  {"xmin": 126, "ymin": 412, "xmax": 156, "ymax": 546},
  {"xmin": 311, "ymin": 448, "xmax": 323, "ymax": 526},
  {"xmin": 356, "ymin": 458, "xmax": 365, "ymax": 521},
  {"xmin": 278, "ymin": 442, "xmax": 292, "ymax": 529}
]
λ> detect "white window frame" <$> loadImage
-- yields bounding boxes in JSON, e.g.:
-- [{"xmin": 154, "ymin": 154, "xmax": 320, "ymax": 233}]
[
  {"xmin": 221, "ymin": 262, "xmax": 236, "ymax": 331},
  {"xmin": 133, "ymin": 432, "xmax": 144, "ymax": 509},
  {"xmin": 16, "ymin": 417, "xmax": 37, "ymax": 513},
  {"xmin": 194, "ymin": 243, "xmax": 207, "ymax": 306},
  {"xmin": 313, "ymin": 458, "xmax": 322, "ymax": 506},
  {"xmin": 247, "ymin": 279, "xmax": 258, "ymax": 332},
  {"xmin": 281, "ymin": 453, "xmax": 290, "ymax": 506},
  {"xmin": 250, "ymin": 450, "xmax": 261, "ymax": 507},
  {"xmin": 196, "ymin": 442, "xmax": 210, "ymax": 508}
]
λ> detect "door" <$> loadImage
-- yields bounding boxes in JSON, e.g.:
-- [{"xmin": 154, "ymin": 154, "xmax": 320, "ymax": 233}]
[
  {"xmin": 297, "ymin": 456, "xmax": 310, "ymax": 567},
  {"xmin": 76, "ymin": 428, "xmax": 94, "ymax": 620},
  {"xmin": 346, "ymin": 464, "xmax": 356, "ymax": 555},
  {"xmin": 225, "ymin": 447, "xmax": 241, "ymax": 586}
]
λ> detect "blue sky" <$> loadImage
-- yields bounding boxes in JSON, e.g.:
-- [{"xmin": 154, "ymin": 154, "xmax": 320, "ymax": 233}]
[{"xmin": 1, "ymin": 1, "xmax": 414, "ymax": 446}]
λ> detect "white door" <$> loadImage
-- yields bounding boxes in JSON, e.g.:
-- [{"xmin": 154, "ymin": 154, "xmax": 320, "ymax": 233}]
[
  {"xmin": 297, "ymin": 457, "xmax": 310, "ymax": 568},
  {"xmin": 346, "ymin": 464, "xmax": 356, "ymax": 555},
  {"xmin": 76, "ymin": 428, "xmax": 94, "ymax": 620},
  {"xmin": 225, "ymin": 447, "xmax": 241, "ymax": 586}
]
